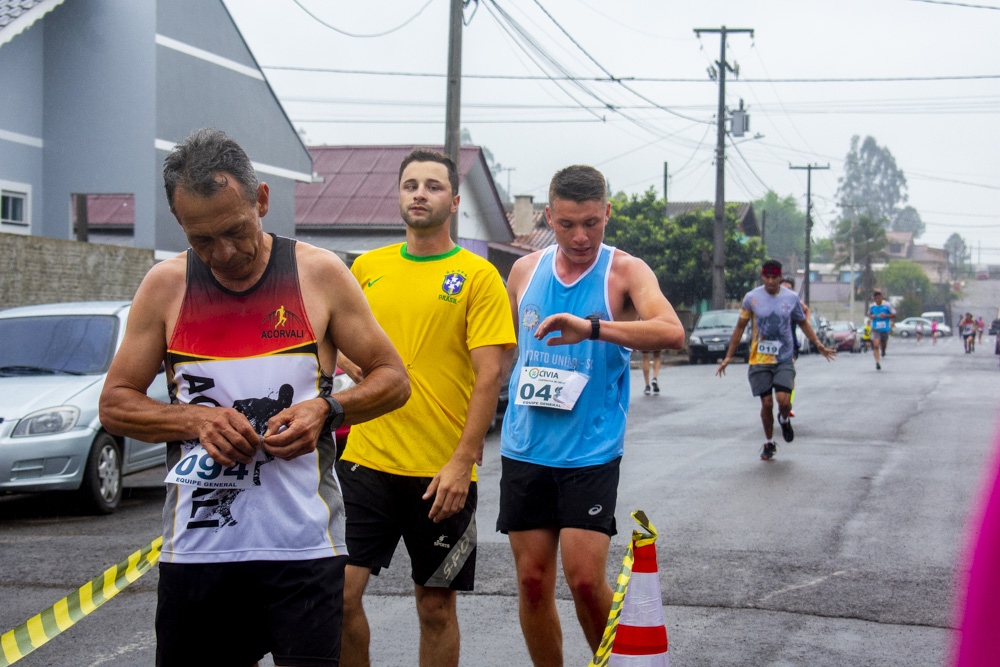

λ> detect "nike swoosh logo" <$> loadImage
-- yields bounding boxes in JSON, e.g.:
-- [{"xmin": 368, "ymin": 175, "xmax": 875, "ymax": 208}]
[{"xmin": 367, "ymin": 276, "xmax": 385, "ymax": 287}]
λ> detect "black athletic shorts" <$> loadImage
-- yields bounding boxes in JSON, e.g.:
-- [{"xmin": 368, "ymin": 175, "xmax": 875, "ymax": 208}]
[
  {"xmin": 335, "ymin": 460, "xmax": 477, "ymax": 590},
  {"xmin": 496, "ymin": 456, "xmax": 620, "ymax": 536},
  {"xmin": 155, "ymin": 556, "xmax": 346, "ymax": 667}
]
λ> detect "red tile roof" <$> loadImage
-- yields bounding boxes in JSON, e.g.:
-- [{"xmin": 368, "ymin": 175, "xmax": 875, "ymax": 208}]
[{"xmin": 296, "ymin": 145, "xmax": 492, "ymax": 228}]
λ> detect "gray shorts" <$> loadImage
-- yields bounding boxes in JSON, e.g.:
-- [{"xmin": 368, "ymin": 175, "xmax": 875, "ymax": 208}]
[
  {"xmin": 871, "ymin": 329, "xmax": 890, "ymax": 342},
  {"xmin": 748, "ymin": 361, "xmax": 796, "ymax": 397}
]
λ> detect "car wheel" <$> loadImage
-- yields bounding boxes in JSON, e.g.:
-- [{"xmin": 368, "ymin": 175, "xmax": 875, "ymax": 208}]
[
  {"xmin": 688, "ymin": 354, "xmax": 699, "ymax": 365},
  {"xmin": 79, "ymin": 432, "xmax": 122, "ymax": 515},
  {"xmin": 899, "ymin": 331, "xmax": 910, "ymax": 338}
]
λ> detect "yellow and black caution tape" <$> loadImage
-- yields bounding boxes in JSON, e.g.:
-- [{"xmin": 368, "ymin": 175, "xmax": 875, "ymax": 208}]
[
  {"xmin": 0, "ymin": 536, "xmax": 162, "ymax": 667},
  {"xmin": 588, "ymin": 510, "xmax": 658, "ymax": 667}
]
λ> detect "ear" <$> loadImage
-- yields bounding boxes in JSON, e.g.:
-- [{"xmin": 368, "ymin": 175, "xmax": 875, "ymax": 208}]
[
  {"xmin": 604, "ymin": 200, "xmax": 611, "ymax": 220},
  {"xmin": 450, "ymin": 192, "xmax": 460, "ymax": 214},
  {"xmin": 545, "ymin": 205, "xmax": 553, "ymax": 228},
  {"xmin": 256, "ymin": 182, "xmax": 270, "ymax": 218}
]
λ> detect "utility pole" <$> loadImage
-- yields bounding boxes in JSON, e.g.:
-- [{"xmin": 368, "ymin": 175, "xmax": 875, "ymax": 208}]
[
  {"xmin": 663, "ymin": 161, "xmax": 669, "ymax": 219},
  {"xmin": 694, "ymin": 26, "xmax": 753, "ymax": 309},
  {"xmin": 789, "ymin": 163, "xmax": 829, "ymax": 306},
  {"xmin": 444, "ymin": 0, "xmax": 464, "ymax": 243},
  {"xmin": 499, "ymin": 166, "xmax": 515, "ymax": 203}
]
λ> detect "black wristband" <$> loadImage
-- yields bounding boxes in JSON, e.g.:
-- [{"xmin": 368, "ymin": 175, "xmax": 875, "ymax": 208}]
[{"xmin": 586, "ymin": 315, "xmax": 600, "ymax": 340}]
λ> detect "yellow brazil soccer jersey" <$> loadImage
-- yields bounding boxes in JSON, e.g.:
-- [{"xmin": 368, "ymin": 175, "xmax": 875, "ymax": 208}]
[{"xmin": 345, "ymin": 243, "xmax": 515, "ymax": 479}]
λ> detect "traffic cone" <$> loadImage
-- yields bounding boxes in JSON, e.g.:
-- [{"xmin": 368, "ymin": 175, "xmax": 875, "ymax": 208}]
[{"xmin": 589, "ymin": 510, "xmax": 670, "ymax": 667}]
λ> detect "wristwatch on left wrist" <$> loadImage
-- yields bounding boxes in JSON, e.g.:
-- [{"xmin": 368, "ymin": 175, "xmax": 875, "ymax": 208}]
[
  {"xmin": 586, "ymin": 314, "xmax": 601, "ymax": 340},
  {"xmin": 321, "ymin": 395, "xmax": 345, "ymax": 431}
]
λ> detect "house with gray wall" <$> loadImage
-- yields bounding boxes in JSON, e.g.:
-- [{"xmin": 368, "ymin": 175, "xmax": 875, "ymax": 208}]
[{"xmin": 0, "ymin": 0, "xmax": 311, "ymax": 253}]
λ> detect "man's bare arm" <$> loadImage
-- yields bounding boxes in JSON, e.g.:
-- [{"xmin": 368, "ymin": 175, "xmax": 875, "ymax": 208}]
[
  {"xmin": 534, "ymin": 253, "xmax": 684, "ymax": 351},
  {"xmin": 716, "ymin": 315, "xmax": 751, "ymax": 377},
  {"xmin": 424, "ymin": 343, "xmax": 506, "ymax": 523},
  {"xmin": 99, "ymin": 261, "xmax": 261, "ymax": 466}
]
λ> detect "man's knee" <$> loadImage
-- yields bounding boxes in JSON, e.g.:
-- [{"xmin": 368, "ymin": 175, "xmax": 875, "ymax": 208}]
[{"xmin": 415, "ymin": 587, "xmax": 457, "ymax": 630}]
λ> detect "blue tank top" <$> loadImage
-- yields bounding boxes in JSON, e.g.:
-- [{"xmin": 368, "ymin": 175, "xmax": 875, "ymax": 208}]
[{"xmin": 500, "ymin": 244, "xmax": 631, "ymax": 468}]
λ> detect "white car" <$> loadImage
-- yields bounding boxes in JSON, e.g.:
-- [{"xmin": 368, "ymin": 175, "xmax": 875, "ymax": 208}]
[{"xmin": 0, "ymin": 301, "xmax": 168, "ymax": 513}]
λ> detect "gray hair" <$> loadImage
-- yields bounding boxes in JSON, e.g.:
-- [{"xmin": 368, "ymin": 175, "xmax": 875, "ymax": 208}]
[{"xmin": 162, "ymin": 128, "xmax": 259, "ymax": 212}]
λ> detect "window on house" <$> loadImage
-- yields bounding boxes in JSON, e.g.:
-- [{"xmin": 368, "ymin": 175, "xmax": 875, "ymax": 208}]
[
  {"xmin": 1, "ymin": 191, "xmax": 26, "ymax": 225},
  {"xmin": 889, "ymin": 243, "xmax": 902, "ymax": 254}
]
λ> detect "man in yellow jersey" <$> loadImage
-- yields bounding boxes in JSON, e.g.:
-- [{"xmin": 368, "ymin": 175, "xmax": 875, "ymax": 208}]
[{"xmin": 336, "ymin": 149, "xmax": 516, "ymax": 667}]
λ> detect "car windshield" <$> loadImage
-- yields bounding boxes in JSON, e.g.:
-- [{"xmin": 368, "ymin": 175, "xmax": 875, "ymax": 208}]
[
  {"xmin": 0, "ymin": 315, "xmax": 119, "ymax": 375},
  {"xmin": 830, "ymin": 322, "xmax": 853, "ymax": 331},
  {"xmin": 695, "ymin": 311, "xmax": 739, "ymax": 329}
]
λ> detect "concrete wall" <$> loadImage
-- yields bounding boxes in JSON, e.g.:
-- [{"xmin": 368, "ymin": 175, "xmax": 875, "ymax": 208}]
[{"xmin": 0, "ymin": 232, "xmax": 153, "ymax": 310}]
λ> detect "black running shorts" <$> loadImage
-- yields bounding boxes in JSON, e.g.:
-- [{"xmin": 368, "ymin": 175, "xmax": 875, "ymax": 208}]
[
  {"xmin": 335, "ymin": 460, "xmax": 478, "ymax": 590},
  {"xmin": 496, "ymin": 456, "xmax": 620, "ymax": 536},
  {"xmin": 156, "ymin": 556, "xmax": 346, "ymax": 667}
]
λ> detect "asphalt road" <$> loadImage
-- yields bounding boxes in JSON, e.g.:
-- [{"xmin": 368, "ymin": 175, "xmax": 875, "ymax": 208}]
[{"xmin": 1, "ymin": 281, "xmax": 997, "ymax": 666}]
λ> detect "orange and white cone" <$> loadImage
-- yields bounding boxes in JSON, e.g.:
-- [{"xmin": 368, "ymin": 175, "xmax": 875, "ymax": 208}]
[
  {"xmin": 589, "ymin": 510, "xmax": 670, "ymax": 667},
  {"xmin": 608, "ymin": 538, "xmax": 669, "ymax": 665}
]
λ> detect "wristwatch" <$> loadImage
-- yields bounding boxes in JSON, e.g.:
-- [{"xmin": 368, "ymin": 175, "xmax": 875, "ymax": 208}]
[
  {"xmin": 320, "ymin": 395, "xmax": 345, "ymax": 431},
  {"xmin": 586, "ymin": 315, "xmax": 600, "ymax": 340}
]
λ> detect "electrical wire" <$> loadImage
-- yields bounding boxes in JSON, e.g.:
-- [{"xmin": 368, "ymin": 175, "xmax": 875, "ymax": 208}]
[{"xmin": 290, "ymin": 0, "xmax": 435, "ymax": 38}]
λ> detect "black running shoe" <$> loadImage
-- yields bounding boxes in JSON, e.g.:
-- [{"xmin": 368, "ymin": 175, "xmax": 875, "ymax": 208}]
[
  {"xmin": 761, "ymin": 442, "xmax": 777, "ymax": 460},
  {"xmin": 651, "ymin": 379, "xmax": 660, "ymax": 394},
  {"xmin": 876, "ymin": 362, "xmax": 881, "ymax": 370},
  {"xmin": 643, "ymin": 385, "xmax": 651, "ymax": 395},
  {"xmin": 779, "ymin": 417, "xmax": 794, "ymax": 443}
]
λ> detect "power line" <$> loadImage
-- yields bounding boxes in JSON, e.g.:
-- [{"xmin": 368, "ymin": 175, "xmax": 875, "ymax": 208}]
[
  {"xmin": 908, "ymin": 0, "xmax": 1000, "ymax": 8},
  {"xmin": 290, "ymin": 0, "xmax": 435, "ymax": 38},
  {"xmin": 262, "ymin": 65, "xmax": 1000, "ymax": 84}
]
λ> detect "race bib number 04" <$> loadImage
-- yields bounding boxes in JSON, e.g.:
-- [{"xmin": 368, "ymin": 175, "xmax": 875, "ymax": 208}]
[
  {"xmin": 165, "ymin": 444, "xmax": 257, "ymax": 489},
  {"xmin": 514, "ymin": 366, "xmax": 589, "ymax": 411},
  {"xmin": 756, "ymin": 339, "xmax": 782, "ymax": 356}
]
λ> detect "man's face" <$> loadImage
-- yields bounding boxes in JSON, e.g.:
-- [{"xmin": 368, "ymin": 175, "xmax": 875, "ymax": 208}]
[
  {"xmin": 172, "ymin": 175, "xmax": 268, "ymax": 283},
  {"xmin": 873, "ymin": 293, "xmax": 883, "ymax": 304},
  {"xmin": 398, "ymin": 161, "xmax": 459, "ymax": 231},
  {"xmin": 546, "ymin": 197, "xmax": 610, "ymax": 266},
  {"xmin": 762, "ymin": 273, "xmax": 783, "ymax": 295}
]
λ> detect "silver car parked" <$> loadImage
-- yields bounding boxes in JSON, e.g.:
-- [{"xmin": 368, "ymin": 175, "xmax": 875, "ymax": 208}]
[{"xmin": 0, "ymin": 301, "xmax": 168, "ymax": 513}]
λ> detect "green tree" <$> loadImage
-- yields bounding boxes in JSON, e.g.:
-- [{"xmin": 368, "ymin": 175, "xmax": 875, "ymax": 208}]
[
  {"xmin": 606, "ymin": 190, "xmax": 767, "ymax": 308},
  {"xmin": 892, "ymin": 205, "xmax": 925, "ymax": 238},
  {"xmin": 880, "ymin": 259, "xmax": 932, "ymax": 316},
  {"xmin": 833, "ymin": 214, "xmax": 888, "ymax": 302},
  {"xmin": 753, "ymin": 191, "xmax": 806, "ymax": 267},
  {"xmin": 944, "ymin": 232, "xmax": 968, "ymax": 278},
  {"xmin": 812, "ymin": 237, "xmax": 834, "ymax": 263},
  {"xmin": 836, "ymin": 135, "xmax": 909, "ymax": 230}
]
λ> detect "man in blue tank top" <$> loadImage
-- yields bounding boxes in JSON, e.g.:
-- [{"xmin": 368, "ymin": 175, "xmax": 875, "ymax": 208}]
[{"xmin": 497, "ymin": 165, "xmax": 685, "ymax": 664}]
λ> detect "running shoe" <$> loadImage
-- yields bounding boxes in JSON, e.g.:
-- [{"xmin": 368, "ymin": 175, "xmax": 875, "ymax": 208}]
[
  {"xmin": 651, "ymin": 379, "xmax": 660, "ymax": 394},
  {"xmin": 761, "ymin": 442, "xmax": 777, "ymax": 460},
  {"xmin": 643, "ymin": 385, "xmax": 651, "ymax": 395},
  {"xmin": 779, "ymin": 416, "xmax": 794, "ymax": 443},
  {"xmin": 876, "ymin": 362, "xmax": 881, "ymax": 370}
]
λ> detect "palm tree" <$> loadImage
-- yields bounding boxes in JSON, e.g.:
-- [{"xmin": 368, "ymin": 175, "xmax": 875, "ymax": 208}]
[{"xmin": 833, "ymin": 214, "xmax": 889, "ymax": 302}]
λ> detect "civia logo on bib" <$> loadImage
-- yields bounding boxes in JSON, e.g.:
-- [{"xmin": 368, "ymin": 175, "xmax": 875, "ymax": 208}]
[
  {"xmin": 259, "ymin": 305, "xmax": 306, "ymax": 340},
  {"xmin": 439, "ymin": 270, "xmax": 467, "ymax": 304}
]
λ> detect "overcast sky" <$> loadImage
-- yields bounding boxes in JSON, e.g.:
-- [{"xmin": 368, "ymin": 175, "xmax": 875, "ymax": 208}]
[{"xmin": 223, "ymin": 0, "xmax": 1000, "ymax": 264}]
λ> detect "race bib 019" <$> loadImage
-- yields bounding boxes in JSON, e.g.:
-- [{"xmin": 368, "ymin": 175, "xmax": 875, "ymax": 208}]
[
  {"xmin": 756, "ymin": 339, "xmax": 782, "ymax": 356},
  {"xmin": 514, "ymin": 366, "xmax": 589, "ymax": 411}
]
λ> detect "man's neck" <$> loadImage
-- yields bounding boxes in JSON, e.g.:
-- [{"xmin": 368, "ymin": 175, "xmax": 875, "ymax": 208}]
[
  {"xmin": 405, "ymin": 222, "xmax": 455, "ymax": 257},
  {"xmin": 554, "ymin": 246, "xmax": 600, "ymax": 283}
]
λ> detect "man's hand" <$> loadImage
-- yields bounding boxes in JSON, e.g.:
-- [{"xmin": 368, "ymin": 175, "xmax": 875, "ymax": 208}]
[
  {"xmin": 261, "ymin": 397, "xmax": 328, "ymax": 460},
  {"xmin": 716, "ymin": 357, "xmax": 731, "ymax": 377},
  {"xmin": 423, "ymin": 457, "xmax": 473, "ymax": 523},
  {"xmin": 534, "ymin": 313, "xmax": 590, "ymax": 346},
  {"xmin": 198, "ymin": 408, "xmax": 261, "ymax": 466},
  {"xmin": 817, "ymin": 344, "xmax": 838, "ymax": 362}
]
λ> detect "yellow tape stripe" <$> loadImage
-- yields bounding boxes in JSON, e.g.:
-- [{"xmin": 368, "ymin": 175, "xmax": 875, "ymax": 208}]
[
  {"xmin": 588, "ymin": 510, "xmax": 660, "ymax": 667},
  {"xmin": 0, "ymin": 536, "xmax": 162, "ymax": 667}
]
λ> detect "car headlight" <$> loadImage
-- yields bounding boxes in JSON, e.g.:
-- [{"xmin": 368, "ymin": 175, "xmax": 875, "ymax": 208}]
[
  {"xmin": 689, "ymin": 335, "xmax": 702, "ymax": 345},
  {"xmin": 12, "ymin": 406, "xmax": 80, "ymax": 437},
  {"xmin": 333, "ymin": 373, "xmax": 357, "ymax": 394}
]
